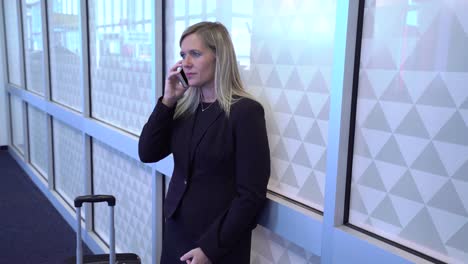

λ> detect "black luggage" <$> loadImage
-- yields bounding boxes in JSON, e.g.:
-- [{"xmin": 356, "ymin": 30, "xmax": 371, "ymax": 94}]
[{"xmin": 65, "ymin": 195, "xmax": 141, "ymax": 264}]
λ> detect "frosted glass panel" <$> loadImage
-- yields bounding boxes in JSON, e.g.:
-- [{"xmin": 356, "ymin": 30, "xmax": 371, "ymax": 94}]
[
  {"xmin": 53, "ymin": 119, "xmax": 84, "ymax": 208},
  {"xmin": 251, "ymin": 225, "xmax": 320, "ymax": 264},
  {"xmin": 349, "ymin": 1, "xmax": 468, "ymax": 263},
  {"xmin": 48, "ymin": 0, "xmax": 82, "ymax": 111},
  {"xmin": 88, "ymin": 0, "xmax": 154, "ymax": 135},
  {"xmin": 10, "ymin": 96, "xmax": 24, "ymax": 154},
  {"xmin": 166, "ymin": 0, "xmax": 337, "ymax": 211},
  {"xmin": 4, "ymin": 1, "xmax": 22, "ymax": 86},
  {"xmin": 92, "ymin": 140, "xmax": 152, "ymax": 264},
  {"xmin": 28, "ymin": 105, "xmax": 48, "ymax": 179},
  {"xmin": 22, "ymin": 0, "xmax": 45, "ymax": 95}
]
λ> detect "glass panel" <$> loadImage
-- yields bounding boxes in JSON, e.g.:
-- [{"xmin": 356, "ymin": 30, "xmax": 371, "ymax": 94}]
[
  {"xmin": 252, "ymin": 225, "xmax": 320, "ymax": 263},
  {"xmin": 89, "ymin": 0, "xmax": 154, "ymax": 135},
  {"xmin": 3, "ymin": 1, "xmax": 22, "ymax": 86},
  {"xmin": 232, "ymin": 0, "xmax": 252, "ymax": 15},
  {"xmin": 349, "ymin": 1, "xmax": 468, "ymax": 263},
  {"xmin": 206, "ymin": 0, "xmax": 216, "ymax": 14},
  {"xmin": 166, "ymin": 0, "xmax": 337, "ymax": 211},
  {"xmin": 22, "ymin": 0, "xmax": 45, "ymax": 95},
  {"xmin": 53, "ymin": 119, "xmax": 84, "ymax": 208},
  {"xmin": 10, "ymin": 96, "xmax": 25, "ymax": 154},
  {"xmin": 92, "ymin": 139, "xmax": 152, "ymax": 264},
  {"xmin": 231, "ymin": 17, "xmax": 251, "ymax": 68},
  {"xmin": 188, "ymin": 0, "xmax": 202, "ymax": 15},
  {"xmin": 48, "ymin": 0, "xmax": 82, "ymax": 111},
  {"xmin": 174, "ymin": 0, "xmax": 185, "ymax": 17},
  {"xmin": 28, "ymin": 105, "xmax": 48, "ymax": 179}
]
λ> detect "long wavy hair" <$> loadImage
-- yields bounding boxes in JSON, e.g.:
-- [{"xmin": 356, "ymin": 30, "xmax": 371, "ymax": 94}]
[{"xmin": 174, "ymin": 22, "xmax": 252, "ymax": 119}]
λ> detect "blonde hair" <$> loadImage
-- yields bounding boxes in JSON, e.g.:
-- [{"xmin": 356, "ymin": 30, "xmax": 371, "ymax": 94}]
[{"xmin": 174, "ymin": 22, "xmax": 252, "ymax": 119}]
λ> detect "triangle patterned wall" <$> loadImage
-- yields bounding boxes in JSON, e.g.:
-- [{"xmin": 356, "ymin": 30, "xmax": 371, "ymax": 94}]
[
  {"xmin": 242, "ymin": 0, "xmax": 337, "ymax": 211},
  {"xmin": 350, "ymin": 1, "xmax": 468, "ymax": 263}
]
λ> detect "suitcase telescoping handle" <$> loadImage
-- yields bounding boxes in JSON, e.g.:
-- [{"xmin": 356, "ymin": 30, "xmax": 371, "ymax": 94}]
[{"xmin": 74, "ymin": 195, "xmax": 116, "ymax": 264}]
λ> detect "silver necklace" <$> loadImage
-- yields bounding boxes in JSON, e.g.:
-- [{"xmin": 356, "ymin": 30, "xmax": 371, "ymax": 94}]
[
  {"xmin": 201, "ymin": 101, "xmax": 215, "ymax": 112},
  {"xmin": 200, "ymin": 92, "xmax": 215, "ymax": 112}
]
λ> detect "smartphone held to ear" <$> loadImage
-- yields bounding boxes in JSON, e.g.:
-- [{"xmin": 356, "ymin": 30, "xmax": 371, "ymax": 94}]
[{"xmin": 177, "ymin": 68, "xmax": 189, "ymax": 88}]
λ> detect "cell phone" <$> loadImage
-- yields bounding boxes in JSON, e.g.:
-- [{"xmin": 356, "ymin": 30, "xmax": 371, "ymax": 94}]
[{"xmin": 177, "ymin": 68, "xmax": 189, "ymax": 88}]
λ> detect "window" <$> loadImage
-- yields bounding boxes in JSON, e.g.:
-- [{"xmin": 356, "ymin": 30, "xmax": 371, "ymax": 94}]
[
  {"xmin": 348, "ymin": 1, "xmax": 468, "ymax": 262},
  {"xmin": 22, "ymin": 0, "xmax": 45, "ymax": 95},
  {"xmin": 88, "ymin": 0, "xmax": 154, "ymax": 135},
  {"xmin": 4, "ymin": 1, "xmax": 22, "ymax": 86},
  {"xmin": 28, "ymin": 105, "xmax": 48, "ymax": 179},
  {"xmin": 166, "ymin": 0, "xmax": 337, "ymax": 211},
  {"xmin": 92, "ymin": 139, "xmax": 152, "ymax": 264},
  {"xmin": 53, "ymin": 119, "xmax": 85, "ymax": 208},
  {"xmin": 48, "ymin": 0, "xmax": 82, "ymax": 111},
  {"xmin": 10, "ymin": 95, "xmax": 25, "ymax": 154}
]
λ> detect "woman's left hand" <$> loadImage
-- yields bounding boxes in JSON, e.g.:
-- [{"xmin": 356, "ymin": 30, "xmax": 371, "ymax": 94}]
[{"xmin": 180, "ymin": 247, "xmax": 212, "ymax": 264}]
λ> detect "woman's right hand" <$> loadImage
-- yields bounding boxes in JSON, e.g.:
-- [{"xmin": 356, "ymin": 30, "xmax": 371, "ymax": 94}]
[{"xmin": 162, "ymin": 61, "xmax": 189, "ymax": 107}]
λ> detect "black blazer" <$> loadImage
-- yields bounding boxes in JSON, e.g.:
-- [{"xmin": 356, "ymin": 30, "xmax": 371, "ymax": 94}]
[{"xmin": 138, "ymin": 97, "xmax": 270, "ymax": 262}]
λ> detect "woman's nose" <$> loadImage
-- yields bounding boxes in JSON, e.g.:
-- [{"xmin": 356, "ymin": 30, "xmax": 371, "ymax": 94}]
[{"xmin": 182, "ymin": 56, "xmax": 192, "ymax": 68}]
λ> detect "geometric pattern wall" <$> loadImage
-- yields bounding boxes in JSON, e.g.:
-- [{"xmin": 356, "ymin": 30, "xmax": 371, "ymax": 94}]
[
  {"xmin": 88, "ymin": 0, "xmax": 154, "ymax": 135},
  {"xmin": 92, "ymin": 139, "xmax": 152, "ymax": 264},
  {"xmin": 21, "ymin": 0, "xmax": 45, "ymax": 96},
  {"xmin": 167, "ymin": 0, "xmax": 336, "ymax": 212},
  {"xmin": 52, "ymin": 119, "xmax": 84, "ymax": 208},
  {"xmin": 3, "ymin": 0, "xmax": 22, "ymax": 86},
  {"xmin": 251, "ymin": 225, "xmax": 320, "ymax": 264},
  {"xmin": 48, "ymin": 0, "xmax": 82, "ymax": 112},
  {"xmin": 27, "ymin": 105, "xmax": 48, "ymax": 180},
  {"xmin": 349, "ymin": 1, "xmax": 468, "ymax": 263},
  {"xmin": 246, "ymin": 0, "xmax": 336, "ymax": 211}
]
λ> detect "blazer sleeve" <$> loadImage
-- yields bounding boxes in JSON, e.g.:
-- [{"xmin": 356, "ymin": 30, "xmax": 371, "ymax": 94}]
[
  {"xmin": 197, "ymin": 99, "xmax": 271, "ymax": 261},
  {"xmin": 138, "ymin": 97, "xmax": 175, "ymax": 163}
]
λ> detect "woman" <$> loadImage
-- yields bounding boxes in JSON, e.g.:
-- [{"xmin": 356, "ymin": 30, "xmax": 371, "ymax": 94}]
[{"xmin": 138, "ymin": 22, "xmax": 270, "ymax": 264}]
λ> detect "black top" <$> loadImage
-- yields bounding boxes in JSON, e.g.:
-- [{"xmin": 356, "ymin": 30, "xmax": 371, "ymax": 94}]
[{"xmin": 190, "ymin": 102, "xmax": 219, "ymax": 162}]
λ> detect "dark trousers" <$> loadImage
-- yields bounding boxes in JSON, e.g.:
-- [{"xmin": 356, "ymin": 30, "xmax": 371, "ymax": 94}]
[{"xmin": 160, "ymin": 217, "xmax": 252, "ymax": 264}]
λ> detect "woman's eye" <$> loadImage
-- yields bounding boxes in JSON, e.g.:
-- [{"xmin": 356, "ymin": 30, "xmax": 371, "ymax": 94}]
[
  {"xmin": 180, "ymin": 53, "xmax": 186, "ymax": 59},
  {"xmin": 191, "ymin": 51, "xmax": 201, "ymax": 57}
]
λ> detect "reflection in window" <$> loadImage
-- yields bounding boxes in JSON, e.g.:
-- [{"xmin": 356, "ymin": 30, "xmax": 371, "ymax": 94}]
[
  {"xmin": 169, "ymin": 0, "xmax": 225, "ymax": 66},
  {"xmin": 89, "ymin": 0, "xmax": 154, "ymax": 135},
  {"xmin": 22, "ymin": 0, "xmax": 45, "ymax": 95},
  {"xmin": 170, "ymin": 0, "xmax": 254, "ymax": 68},
  {"xmin": 48, "ymin": 0, "xmax": 82, "ymax": 111}
]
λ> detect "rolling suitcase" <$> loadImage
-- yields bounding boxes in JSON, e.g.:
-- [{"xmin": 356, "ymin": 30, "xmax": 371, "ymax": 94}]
[{"xmin": 65, "ymin": 195, "xmax": 141, "ymax": 264}]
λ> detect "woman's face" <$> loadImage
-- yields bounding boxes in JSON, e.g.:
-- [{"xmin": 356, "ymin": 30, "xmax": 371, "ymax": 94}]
[{"xmin": 180, "ymin": 33, "xmax": 216, "ymax": 89}]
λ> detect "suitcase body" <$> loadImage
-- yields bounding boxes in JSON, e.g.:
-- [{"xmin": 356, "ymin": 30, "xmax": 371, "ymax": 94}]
[{"xmin": 65, "ymin": 195, "xmax": 141, "ymax": 264}]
